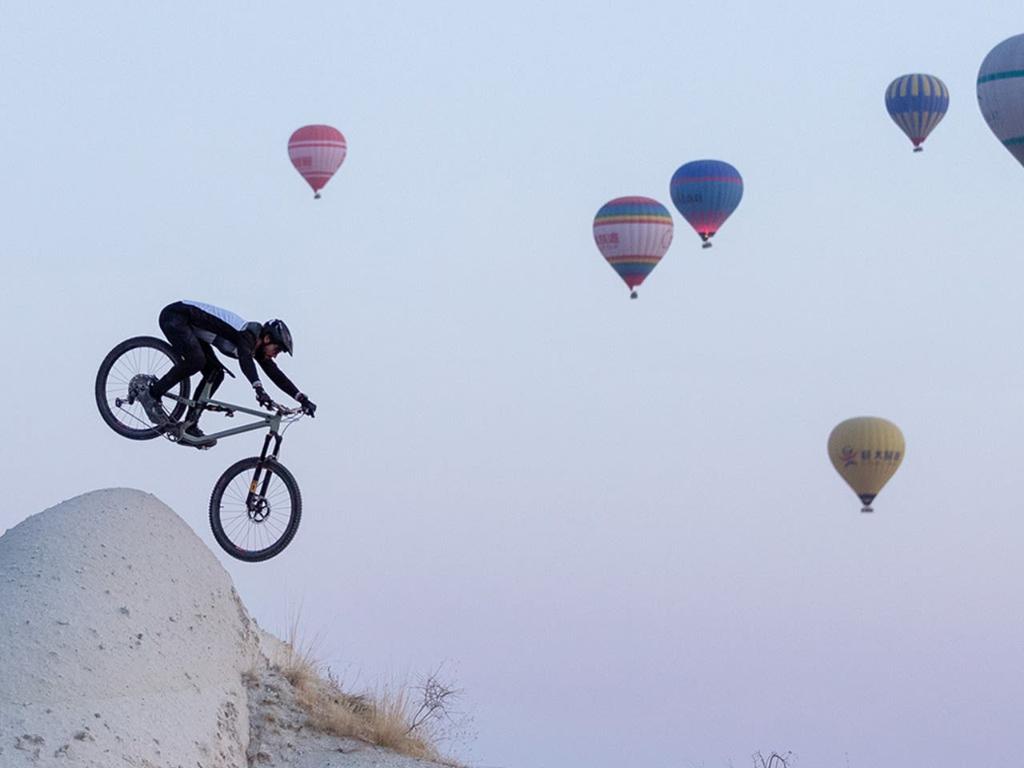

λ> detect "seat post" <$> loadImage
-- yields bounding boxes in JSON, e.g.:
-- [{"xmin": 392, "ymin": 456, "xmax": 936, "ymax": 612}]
[{"xmin": 185, "ymin": 380, "xmax": 215, "ymax": 426}]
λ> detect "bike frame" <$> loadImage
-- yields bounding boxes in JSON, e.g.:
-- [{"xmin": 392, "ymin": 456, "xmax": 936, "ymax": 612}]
[
  {"xmin": 163, "ymin": 379, "xmax": 305, "ymax": 535},
  {"xmin": 162, "ymin": 379, "xmax": 299, "ymax": 454}
]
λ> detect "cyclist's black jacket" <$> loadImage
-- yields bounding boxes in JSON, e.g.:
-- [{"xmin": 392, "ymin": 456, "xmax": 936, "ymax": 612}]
[{"xmin": 168, "ymin": 300, "xmax": 299, "ymax": 398}]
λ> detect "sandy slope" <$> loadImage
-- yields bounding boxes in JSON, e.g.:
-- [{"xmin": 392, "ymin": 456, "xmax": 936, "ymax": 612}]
[{"xmin": 0, "ymin": 489, "xmax": 447, "ymax": 768}]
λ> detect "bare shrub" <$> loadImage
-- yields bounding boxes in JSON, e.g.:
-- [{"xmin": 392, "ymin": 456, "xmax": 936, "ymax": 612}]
[
  {"xmin": 361, "ymin": 666, "xmax": 468, "ymax": 761},
  {"xmin": 753, "ymin": 751, "xmax": 794, "ymax": 768},
  {"xmin": 407, "ymin": 666, "xmax": 463, "ymax": 738}
]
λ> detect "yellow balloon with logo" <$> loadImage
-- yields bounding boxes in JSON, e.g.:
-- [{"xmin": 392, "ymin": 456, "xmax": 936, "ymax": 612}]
[{"xmin": 827, "ymin": 417, "xmax": 905, "ymax": 513}]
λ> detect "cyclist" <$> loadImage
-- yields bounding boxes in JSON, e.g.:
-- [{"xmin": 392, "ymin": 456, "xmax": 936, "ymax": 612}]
[{"xmin": 135, "ymin": 300, "xmax": 317, "ymax": 447}]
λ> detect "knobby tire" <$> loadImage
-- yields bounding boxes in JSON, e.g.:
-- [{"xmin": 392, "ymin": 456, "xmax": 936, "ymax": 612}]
[
  {"xmin": 209, "ymin": 456, "xmax": 302, "ymax": 562},
  {"xmin": 95, "ymin": 336, "xmax": 191, "ymax": 440}
]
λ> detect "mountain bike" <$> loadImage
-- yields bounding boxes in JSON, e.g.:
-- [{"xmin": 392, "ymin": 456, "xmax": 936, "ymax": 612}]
[{"xmin": 95, "ymin": 335, "xmax": 308, "ymax": 562}]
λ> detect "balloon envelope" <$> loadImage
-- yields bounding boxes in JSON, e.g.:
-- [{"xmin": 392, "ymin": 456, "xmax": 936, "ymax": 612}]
[
  {"xmin": 827, "ymin": 417, "xmax": 905, "ymax": 512},
  {"xmin": 592, "ymin": 196, "xmax": 673, "ymax": 297},
  {"xmin": 978, "ymin": 34, "xmax": 1024, "ymax": 167},
  {"xmin": 288, "ymin": 125, "xmax": 347, "ymax": 197},
  {"xmin": 885, "ymin": 73, "xmax": 949, "ymax": 150},
  {"xmin": 669, "ymin": 160, "xmax": 743, "ymax": 246}
]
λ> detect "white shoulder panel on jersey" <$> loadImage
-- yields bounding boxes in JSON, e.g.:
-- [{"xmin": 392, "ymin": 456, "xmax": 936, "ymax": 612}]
[{"xmin": 182, "ymin": 300, "xmax": 249, "ymax": 331}]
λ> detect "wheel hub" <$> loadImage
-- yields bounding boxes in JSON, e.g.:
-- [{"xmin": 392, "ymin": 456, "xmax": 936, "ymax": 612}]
[
  {"xmin": 127, "ymin": 374, "xmax": 155, "ymax": 405},
  {"xmin": 248, "ymin": 496, "xmax": 271, "ymax": 523}
]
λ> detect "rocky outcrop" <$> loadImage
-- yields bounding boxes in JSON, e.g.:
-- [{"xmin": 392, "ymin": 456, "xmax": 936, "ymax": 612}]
[{"xmin": 0, "ymin": 489, "xmax": 257, "ymax": 767}]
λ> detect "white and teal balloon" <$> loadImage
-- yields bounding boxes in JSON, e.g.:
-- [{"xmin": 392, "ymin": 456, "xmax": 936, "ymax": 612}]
[{"xmin": 978, "ymin": 33, "xmax": 1024, "ymax": 167}]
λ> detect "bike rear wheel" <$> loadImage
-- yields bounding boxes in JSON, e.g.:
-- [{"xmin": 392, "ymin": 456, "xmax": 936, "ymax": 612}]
[
  {"xmin": 95, "ymin": 336, "xmax": 191, "ymax": 440},
  {"xmin": 209, "ymin": 456, "xmax": 302, "ymax": 562}
]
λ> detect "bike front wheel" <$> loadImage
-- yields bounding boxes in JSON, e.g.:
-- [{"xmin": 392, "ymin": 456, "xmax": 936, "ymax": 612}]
[
  {"xmin": 95, "ymin": 336, "xmax": 191, "ymax": 440},
  {"xmin": 209, "ymin": 457, "xmax": 303, "ymax": 562}
]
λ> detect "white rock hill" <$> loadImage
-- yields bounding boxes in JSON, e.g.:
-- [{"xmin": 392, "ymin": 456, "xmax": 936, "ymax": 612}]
[{"xmin": 0, "ymin": 489, "xmax": 447, "ymax": 768}]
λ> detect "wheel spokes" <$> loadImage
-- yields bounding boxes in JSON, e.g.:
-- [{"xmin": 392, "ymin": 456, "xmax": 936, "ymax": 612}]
[
  {"xmin": 101, "ymin": 343, "xmax": 185, "ymax": 433},
  {"xmin": 216, "ymin": 467, "xmax": 295, "ymax": 555}
]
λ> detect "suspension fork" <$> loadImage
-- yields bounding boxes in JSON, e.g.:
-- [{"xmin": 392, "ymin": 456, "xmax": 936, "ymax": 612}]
[{"xmin": 246, "ymin": 430, "xmax": 284, "ymax": 510}]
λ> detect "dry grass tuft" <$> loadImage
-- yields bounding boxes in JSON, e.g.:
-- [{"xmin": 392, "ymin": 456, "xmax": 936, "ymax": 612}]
[
  {"xmin": 276, "ymin": 611, "xmax": 324, "ymax": 690},
  {"xmin": 292, "ymin": 671, "xmax": 445, "ymax": 761},
  {"xmin": 362, "ymin": 682, "xmax": 442, "ymax": 761},
  {"xmin": 270, "ymin": 617, "xmax": 463, "ymax": 765}
]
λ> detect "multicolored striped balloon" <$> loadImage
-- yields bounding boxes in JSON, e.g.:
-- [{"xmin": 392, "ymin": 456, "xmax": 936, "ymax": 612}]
[
  {"xmin": 288, "ymin": 125, "xmax": 347, "ymax": 198},
  {"xmin": 885, "ymin": 74, "xmax": 949, "ymax": 152},
  {"xmin": 669, "ymin": 160, "xmax": 743, "ymax": 248},
  {"xmin": 593, "ymin": 197, "xmax": 674, "ymax": 299},
  {"xmin": 978, "ymin": 34, "xmax": 1024, "ymax": 168}
]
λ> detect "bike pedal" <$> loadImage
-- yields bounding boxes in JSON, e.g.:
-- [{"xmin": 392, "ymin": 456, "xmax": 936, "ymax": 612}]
[{"xmin": 161, "ymin": 424, "xmax": 184, "ymax": 442}]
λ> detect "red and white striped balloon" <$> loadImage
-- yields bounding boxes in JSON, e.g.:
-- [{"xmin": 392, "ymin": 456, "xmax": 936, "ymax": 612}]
[{"xmin": 287, "ymin": 125, "xmax": 347, "ymax": 199}]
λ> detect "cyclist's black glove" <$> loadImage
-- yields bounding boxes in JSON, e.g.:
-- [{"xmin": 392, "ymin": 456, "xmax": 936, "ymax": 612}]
[
  {"xmin": 297, "ymin": 393, "xmax": 317, "ymax": 418},
  {"xmin": 255, "ymin": 385, "xmax": 274, "ymax": 410}
]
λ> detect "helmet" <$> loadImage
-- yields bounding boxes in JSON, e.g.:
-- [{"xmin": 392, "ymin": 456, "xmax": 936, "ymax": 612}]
[{"xmin": 261, "ymin": 319, "xmax": 293, "ymax": 355}]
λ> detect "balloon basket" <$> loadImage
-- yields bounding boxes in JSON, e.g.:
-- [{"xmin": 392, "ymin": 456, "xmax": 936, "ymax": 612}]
[
  {"xmin": 314, "ymin": 192, "xmax": 322, "ymax": 199},
  {"xmin": 630, "ymin": 291, "xmax": 638, "ymax": 299},
  {"xmin": 702, "ymin": 242, "xmax": 713, "ymax": 249},
  {"xmin": 860, "ymin": 506, "xmax": 875, "ymax": 514},
  {"xmin": 913, "ymin": 146, "xmax": 923, "ymax": 153}
]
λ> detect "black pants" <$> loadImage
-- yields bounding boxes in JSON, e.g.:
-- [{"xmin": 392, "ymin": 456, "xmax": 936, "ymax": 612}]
[{"xmin": 151, "ymin": 304, "xmax": 225, "ymax": 423}]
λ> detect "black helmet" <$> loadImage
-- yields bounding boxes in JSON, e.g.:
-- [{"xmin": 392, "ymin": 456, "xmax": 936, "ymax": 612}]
[{"xmin": 262, "ymin": 319, "xmax": 293, "ymax": 355}]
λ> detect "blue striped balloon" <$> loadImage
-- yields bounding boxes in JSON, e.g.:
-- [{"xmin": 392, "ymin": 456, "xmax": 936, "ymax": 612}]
[
  {"xmin": 978, "ymin": 34, "xmax": 1024, "ymax": 168},
  {"xmin": 885, "ymin": 74, "xmax": 949, "ymax": 152},
  {"xmin": 669, "ymin": 160, "xmax": 743, "ymax": 248}
]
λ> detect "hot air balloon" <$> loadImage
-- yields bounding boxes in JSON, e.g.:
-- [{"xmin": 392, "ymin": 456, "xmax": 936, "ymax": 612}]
[
  {"xmin": 669, "ymin": 160, "xmax": 742, "ymax": 248},
  {"xmin": 288, "ymin": 125, "xmax": 347, "ymax": 198},
  {"xmin": 593, "ymin": 196, "xmax": 674, "ymax": 299},
  {"xmin": 827, "ymin": 417, "xmax": 905, "ymax": 513},
  {"xmin": 885, "ymin": 73, "xmax": 949, "ymax": 152},
  {"xmin": 978, "ymin": 34, "xmax": 1024, "ymax": 168}
]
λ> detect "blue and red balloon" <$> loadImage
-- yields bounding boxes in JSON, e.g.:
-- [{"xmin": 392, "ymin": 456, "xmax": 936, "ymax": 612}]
[{"xmin": 669, "ymin": 160, "xmax": 743, "ymax": 248}]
